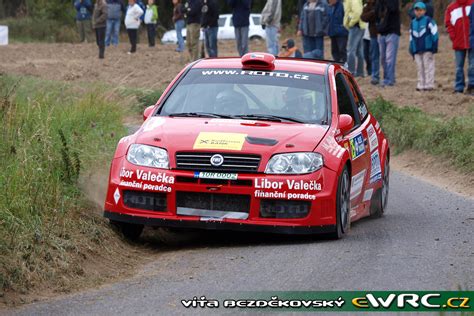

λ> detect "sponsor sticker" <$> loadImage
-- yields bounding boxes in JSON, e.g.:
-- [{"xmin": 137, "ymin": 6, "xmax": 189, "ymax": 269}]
[
  {"xmin": 367, "ymin": 125, "xmax": 379, "ymax": 152},
  {"xmin": 113, "ymin": 188, "xmax": 120, "ymax": 204},
  {"xmin": 349, "ymin": 134, "xmax": 365, "ymax": 160},
  {"xmin": 350, "ymin": 170, "xmax": 366, "ymax": 200},
  {"xmin": 119, "ymin": 168, "xmax": 175, "ymax": 193},
  {"xmin": 193, "ymin": 132, "xmax": 247, "ymax": 151},
  {"xmin": 370, "ymin": 151, "xmax": 382, "ymax": 183},
  {"xmin": 194, "ymin": 172, "xmax": 238, "ymax": 180},
  {"xmin": 253, "ymin": 178, "xmax": 322, "ymax": 201},
  {"xmin": 363, "ymin": 188, "xmax": 373, "ymax": 202}
]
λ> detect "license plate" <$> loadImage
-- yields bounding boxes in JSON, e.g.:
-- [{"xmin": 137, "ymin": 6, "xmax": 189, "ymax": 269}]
[{"xmin": 194, "ymin": 171, "xmax": 238, "ymax": 180}]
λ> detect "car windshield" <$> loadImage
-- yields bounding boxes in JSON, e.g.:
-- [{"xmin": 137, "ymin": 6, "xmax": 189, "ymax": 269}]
[{"xmin": 158, "ymin": 68, "xmax": 329, "ymax": 124}]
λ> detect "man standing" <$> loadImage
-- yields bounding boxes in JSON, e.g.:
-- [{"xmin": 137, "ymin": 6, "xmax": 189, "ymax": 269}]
[
  {"xmin": 361, "ymin": 0, "xmax": 380, "ymax": 85},
  {"xmin": 328, "ymin": 0, "xmax": 348, "ymax": 63},
  {"xmin": 298, "ymin": 0, "xmax": 329, "ymax": 59},
  {"xmin": 105, "ymin": 0, "xmax": 125, "ymax": 47},
  {"xmin": 93, "ymin": 0, "xmax": 108, "ymax": 59},
  {"xmin": 185, "ymin": 0, "xmax": 202, "ymax": 61},
  {"xmin": 375, "ymin": 0, "xmax": 401, "ymax": 86},
  {"xmin": 445, "ymin": 0, "xmax": 474, "ymax": 94},
  {"xmin": 74, "ymin": 0, "xmax": 93, "ymax": 43},
  {"xmin": 344, "ymin": 0, "xmax": 367, "ymax": 77},
  {"xmin": 227, "ymin": 0, "xmax": 252, "ymax": 56},
  {"xmin": 201, "ymin": 0, "xmax": 220, "ymax": 57},
  {"xmin": 261, "ymin": 0, "xmax": 282, "ymax": 56}
]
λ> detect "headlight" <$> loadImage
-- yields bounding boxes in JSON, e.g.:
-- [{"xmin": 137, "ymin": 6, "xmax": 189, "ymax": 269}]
[
  {"xmin": 127, "ymin": 144, "xmax": 169, "ymax": 169},
  {"xmin": 265, "ymin": 152, "xmax": 323, "ymax": 174}
]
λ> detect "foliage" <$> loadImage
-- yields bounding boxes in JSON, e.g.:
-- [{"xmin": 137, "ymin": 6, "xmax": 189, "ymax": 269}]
[{"xmin": 370, "ymin": 98, "xmax": 474, "ymax": 172}]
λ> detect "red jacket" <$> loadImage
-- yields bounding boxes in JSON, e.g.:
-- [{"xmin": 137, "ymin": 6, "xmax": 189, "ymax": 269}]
[{"xmin": 445, "ymin": 0, "xmax": 474, "ymax": 50}]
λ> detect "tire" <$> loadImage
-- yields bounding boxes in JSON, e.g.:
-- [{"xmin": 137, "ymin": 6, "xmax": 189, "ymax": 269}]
[
  {"xmin": 369, "ymin": 154, "xmax": 390, "ymax": 218},
  {"xmin": 328, "ymin": 166, "xmax": 351, "ymax": 239},
  {"xmin": 110, "ymin": 220, "xmax": 144, "ymax": 241}
]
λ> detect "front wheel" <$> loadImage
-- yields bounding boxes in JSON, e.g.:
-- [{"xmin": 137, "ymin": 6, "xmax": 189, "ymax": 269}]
[
  {"xmin": 110, "ymin": 220, "xmax": 144, "ymax": 241},
  {"xmin": 329, "ymin": 166, "xmax": 351, "ymax": 239}
]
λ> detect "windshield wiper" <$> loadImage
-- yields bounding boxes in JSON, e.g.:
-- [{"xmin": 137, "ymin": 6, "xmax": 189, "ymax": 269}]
[
  {"xmin": 168, "ymin": 112, "xmax": 234, "ymax": 119},
  {"xmin": 234, "ymin": 114, "xmax": 305, "ymax": 123}
]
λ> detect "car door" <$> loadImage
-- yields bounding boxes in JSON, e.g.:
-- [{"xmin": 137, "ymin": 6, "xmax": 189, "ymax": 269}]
[{"xmin": 334, "ymin": 73, "xmax": 371, "ymax": 217}]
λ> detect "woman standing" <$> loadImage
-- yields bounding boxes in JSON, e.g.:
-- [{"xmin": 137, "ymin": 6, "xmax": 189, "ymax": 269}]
[
  {"xmin": 92, "ymin": 0, "xmax": 108, "ymax": 59},
  {"xmin": 125, "ymin": 0, "xmax": 144, "ymax": 54},
  {"xmin": 144, "ymin": 0, "xmax": 159, "ymax": 47}
]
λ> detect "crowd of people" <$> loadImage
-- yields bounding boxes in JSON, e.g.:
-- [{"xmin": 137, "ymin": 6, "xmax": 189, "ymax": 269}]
[{"xmin": 73, "ymin": 0, "xmax": 474, "ymax": 94}]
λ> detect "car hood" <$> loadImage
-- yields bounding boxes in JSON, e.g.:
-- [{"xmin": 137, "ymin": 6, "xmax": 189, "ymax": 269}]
[{"xmin": 135, "ymin": 117, "xmax": 329, "ymax": 155}]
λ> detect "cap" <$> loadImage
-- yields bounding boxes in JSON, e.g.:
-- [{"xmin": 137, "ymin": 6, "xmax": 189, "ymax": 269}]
[{"xmin": 414, "ymin": 2, "xmax": 426, "ymax": 10}]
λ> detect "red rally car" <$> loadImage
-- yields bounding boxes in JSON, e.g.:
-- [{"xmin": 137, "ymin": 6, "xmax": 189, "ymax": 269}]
[{"xmin": 104, "ymin": 53, "xmax": 390, "ymax": 240}]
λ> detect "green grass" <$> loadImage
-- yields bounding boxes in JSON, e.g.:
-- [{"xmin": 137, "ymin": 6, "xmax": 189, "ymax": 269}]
[
  {"xmin": 370, "ymin": 98, "xmax": 474, "ymax": 172},
  {"xmin": 0, "ymin": 75, "xmax": 128, "ymax": 294}
]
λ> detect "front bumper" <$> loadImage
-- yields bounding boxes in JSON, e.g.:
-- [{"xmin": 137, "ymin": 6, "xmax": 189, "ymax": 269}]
[{"xmin": 104, "ymin": 159, "xmax": 339, "ymax": 233}]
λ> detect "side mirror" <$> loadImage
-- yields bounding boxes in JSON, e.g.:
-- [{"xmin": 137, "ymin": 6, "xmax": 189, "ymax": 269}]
[
  {"xmin": 338, "ymin": 114, "xmax": 354, "ymax": 135},
  {"xmin": 143, "ymin": 105, "xmax": 155, "ymax": 121}
]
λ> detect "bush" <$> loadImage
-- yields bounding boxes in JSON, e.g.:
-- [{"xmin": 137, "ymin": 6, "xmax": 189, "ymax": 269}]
[
  {"xmin": 0, "ymin": 75, "xmax": 127, "ymax": 293},
  {"xmin": 370, "ymin": 98, "xmax": 474, "ymax": 172},
  {"xmin": 1, "ymin": 17, "xmax": 78, "ymax": 43}
]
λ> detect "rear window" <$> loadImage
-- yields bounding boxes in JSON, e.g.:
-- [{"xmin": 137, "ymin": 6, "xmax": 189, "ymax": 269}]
[{"xmin": 158, "ymin": 68, "xmax": 329, "ymax": 125}]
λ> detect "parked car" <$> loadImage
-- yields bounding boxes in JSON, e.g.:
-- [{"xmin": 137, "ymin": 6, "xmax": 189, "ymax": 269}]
[
  {"xmin": 161, "ymin": 14, "xmax": 266, "ymax": 44},
  {"xmin": 104, "ymin": 52, "xmax": 390, "ymax": 240}
]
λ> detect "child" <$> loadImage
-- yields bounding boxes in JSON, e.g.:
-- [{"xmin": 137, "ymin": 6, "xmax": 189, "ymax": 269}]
[
  {"xmin": 144, "ymin": 0, "xmax": 158, "ymax": 47},
  {"xmin": 92, "ymin": 0, "xmax": 108, "ymax": 59},
  {"xmin": 125, "ymin": 0, "xmax": 144, "ymax": 54},
  {"xmin": 409, "ymin": 2, "xmax": 438, "ymax": 91}
]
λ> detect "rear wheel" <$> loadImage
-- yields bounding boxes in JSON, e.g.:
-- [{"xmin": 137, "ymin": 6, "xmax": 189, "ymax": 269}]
[
  {"xmin": 370, "ymin": 155, "xmax": 389, "ymax": 218},
  {"xmin": 110, "ymin": 220, "xmax": 144, "ymax": 241},
  {"xmin": 329, "ymin": 166, "xmax": 351, "ymax": 239}
]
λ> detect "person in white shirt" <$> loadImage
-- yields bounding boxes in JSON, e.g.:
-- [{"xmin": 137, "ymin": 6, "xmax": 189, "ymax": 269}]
[{"xmin": 125, "ymin": 0, "xmax": 144, "ymax": 53}]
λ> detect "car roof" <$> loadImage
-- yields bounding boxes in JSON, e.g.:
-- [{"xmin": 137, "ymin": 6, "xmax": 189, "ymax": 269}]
[{"xmin": 193, "ymin": 57, "xmax": 330, "ymax": 76}]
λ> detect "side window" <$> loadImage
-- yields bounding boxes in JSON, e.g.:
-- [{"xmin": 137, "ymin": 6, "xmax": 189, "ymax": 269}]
[
  {"xmin": 335, "ymin": 73, "xmax": 359, "ymax": 127},
  {"xmin": 218, "ymin": 17, "xmax": 226, "ymax": 27},
  {"xmin": 252, "ymin": 16, "xmax": 260, "ymax": 25},
  {"xmin": 346, "ymin": 75, "xmax": 369, "ymax": 121},
  {"xmin": 229, "ymin": 18, "xmax": 233, "ymax": 27}
]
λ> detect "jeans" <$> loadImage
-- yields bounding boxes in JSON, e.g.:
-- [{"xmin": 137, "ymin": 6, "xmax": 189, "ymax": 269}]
[
  {"xmin": 146, "ymin": 23, "xmax": 156, "ymax": 47},
  {"xmin": 265, "ymin": 25, "xmax": 279, "ymax": 56},
  {"xmin": 127, "ymin": 29, "xmax": 138, "ymax": 53},
  {"xmin": 370, "ymin": 36, "xmax": 380, "ymax": 82},
  {"xmin": 364, "ymin": 39, "xmax": 371, "ymax": 75},
  {"xmin": 234, "ymin": 26, "xmax": 249, "ymax": 56},
  {"xmin": 95, "ymin": 27, "xmax": 106, "ymax": 59},
  {"xmin": 187, "ymin": 23, "xmax": 201, "ymax": 61},
  {"xmin": 378, "ymin": 33, "xmax": 400, "ymax": 86},
  {"xmin": 347, "ymin": 26, "xmax": 365, "ymax": 76},
  {"xmin": 454, "ymin": 49, "xmax": 474, "ymax": 91},
  {"xmin": 330, "ymin": 36, "xmax": 347, "ymax": 63},
  {"xmin": 175, "ymin": 19, "xmax": 185, "ymax": 52},
  {"xmin": 302, "ymin": 36, "xmax": 324, "ymax": 59},
  {"xmin": 105, "ymin": 19, "xmax": 120, "ymax": 46},
  {"xmin": 204, "ymin": 27, "xmax": 218, "ymax": 57},
  {"xmin": 415, "ymin": 52, "xmax": 435, "ymax": 90},
  {"xmin": 76, "ymin": 20, "xmax": 92, "ymax": 43}
]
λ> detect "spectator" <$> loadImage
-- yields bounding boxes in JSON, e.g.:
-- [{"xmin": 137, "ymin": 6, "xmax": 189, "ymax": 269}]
[
  {"xmin": 446, "ymin": 0, "xmax": 474, "ymax": 94},
  {"xmin": 185, "ymin": 0, "xmax": 202, "ymax": 61},
  {"xmin": 261, "ymin": 0, "xmax": 282, "ymax": 56},
  {"xmin": 363, "ymin": 27, "xmax": 372, "ymax": 76},
  {"xmin": 279, "ymin": 38, "xmax": 303, "ymax": 58},
  {"xmin": 173, "ymin": 0, "xmax": 186, "ymax": 52},
  {"xmin": 344, "ymin": 0, "xmax": 367, "ymax": 77},
  {"xmin": 137, "ymin": 0, "xmax": 147, "ymax": 21},
  {"xmin": 201, "ymin": 0, "xmax": 220, "ymax": 57},
  {"xmin": 409, "ymin": 2, "xmax": 438, "ymax": 91},
  {"xmin": 298, "ymin": 0, "xmax": 329, "ymax": 59},
  {"xmin": 227, "ymin": 0, "xmax": 252, "ymax": 57},
  {"xmin": 376, "ymin": 0, "xmax": 401, "ymax": 86},
  {"xmin": 361, "ymin": 0, "xmax": 380, "ymax": 85},
  {"xmin": 74, "ymin": 0, "xmax": 93, "ymax": 43},
  {"xmin": 105, "ymin": 0, "xmax": 125, "ymax": 47},
  {"xmin": 125, "ymin": 0, "xmax": 144, "ymax": 54},
  {"xmin": 144, "ymin": 0, "xmax": 158, "ymax": 47},
  {"xmin": 327, "ymin": 0, "xmax": 348, "ymax": 63},
  {"xmin": 408, "ymin": 0, "xmax": 434, "ymax": 19},
  {"xmin": 93, "ymin": 0, "xmax": 108, "ymax": 59}
]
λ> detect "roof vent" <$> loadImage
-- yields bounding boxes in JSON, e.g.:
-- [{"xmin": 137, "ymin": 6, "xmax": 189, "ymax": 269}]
[{"xmin": 241, "ymin": 53, "xmax": 275, "ymax": 70}]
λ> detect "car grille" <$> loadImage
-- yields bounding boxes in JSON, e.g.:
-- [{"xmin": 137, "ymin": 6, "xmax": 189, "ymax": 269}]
[
  {"xmin": 123, "ymin": 190, "xmax": 167, "ymax": 212},
  {"xmin": 175, "ymin": 152, "xmax": 261, "ymax": 173},
  {"xmin": 176, "ymin": 191, "xmax": 250, "ymax": 213}
]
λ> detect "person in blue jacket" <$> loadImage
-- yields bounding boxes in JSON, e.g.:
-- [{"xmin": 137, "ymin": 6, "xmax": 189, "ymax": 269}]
[
  {"xmin": 227, "ymin": 0, "xmax": 252, "ymax": 56},
  {"xmin": 328, "ymin": 0, "xmax": 348, "ymax": 62},
  {"xmin": 105, "ymin": 0, "xmax": 126, "ymax": 47},
  {"xmin": 298, "ymin": 0, "xmax": 329, "ymax": 59},
  {"xmin": 409, "ymin": 2, "xmax": 438, "ymax": 91},
  {"xmin": 74, "ymin": 0, "xmax": 93, "ymax": 43}
]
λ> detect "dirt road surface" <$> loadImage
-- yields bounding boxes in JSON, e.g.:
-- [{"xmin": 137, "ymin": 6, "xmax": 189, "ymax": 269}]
[{"xmin": 0, "ymin": 33, "xmax": 473, "ymax": 117}]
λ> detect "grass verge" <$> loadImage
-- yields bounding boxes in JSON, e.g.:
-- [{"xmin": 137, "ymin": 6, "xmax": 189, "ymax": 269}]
[
  {"xmin": 0, "ymin": 74, "xmax": 139, "ymax": 302},
  {"xmin": 370, "ymin": 98, "xmax": 474, "ymax": 173}
]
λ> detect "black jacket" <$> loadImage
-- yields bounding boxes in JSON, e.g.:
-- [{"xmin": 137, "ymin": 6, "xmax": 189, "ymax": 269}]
[
  {"xmin": 375, "ymin": 0, "xmax": 401, "ymax": 35},
  {"xmin": 185, "ymin": 0, "xmax": 202, "ymax": 24},
  {"xmin": 227, "ymin": 0, "xmax": 252, "ymax": 27},
  {"xmin": 201, "ymin": 0, "xmax": 219, "ymax": 28}
]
